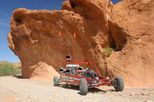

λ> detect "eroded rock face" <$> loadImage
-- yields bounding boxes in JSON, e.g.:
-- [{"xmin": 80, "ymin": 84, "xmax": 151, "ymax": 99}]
[
  {"xmin": 9, "ymin": 0, "xmax": 112, "ymax": 79},
  {"xmin": 107, "ymin": 0, "xmax": 154, "ymax": 87},
  {"xmin": 8, "ymin": 0, "xmax": 154, "ymax": 87},
  {"xmin": 62, "ymin": 0, "xmax": 73, "ymax": 11}
]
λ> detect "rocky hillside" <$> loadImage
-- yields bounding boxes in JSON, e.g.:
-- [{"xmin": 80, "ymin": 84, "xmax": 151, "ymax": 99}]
[{"xmin": 8, "ymin": 0, "xmax": 154, "ymax": 87}]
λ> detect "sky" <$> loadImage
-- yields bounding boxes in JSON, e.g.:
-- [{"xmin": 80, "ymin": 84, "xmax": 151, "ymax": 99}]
[{"xmin": 0, "ymin": 0, "xmax": 120, "ymax": 62}]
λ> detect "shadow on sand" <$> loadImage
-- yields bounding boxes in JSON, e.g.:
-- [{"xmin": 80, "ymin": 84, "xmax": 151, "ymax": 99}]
[
  {"xmin": 13, "ymin": 75, "xmax": 27, "ymax": 79},
  {"xmin": 59, "ymin": 84, "xmax": 116, "ymax": 95},
  {"xmin": 14, "ymin": 75, "xmax": 116, "ymax": 95}
]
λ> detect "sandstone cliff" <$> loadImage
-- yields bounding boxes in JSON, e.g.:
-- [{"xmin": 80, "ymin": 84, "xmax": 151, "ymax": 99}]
[
  {"xmin": 8, "ymin": 0, "xmax": 154, "ymax": 87},
  {"xmin": 107, "ymin": 0, "xmax": 154, "ymax": 87}
]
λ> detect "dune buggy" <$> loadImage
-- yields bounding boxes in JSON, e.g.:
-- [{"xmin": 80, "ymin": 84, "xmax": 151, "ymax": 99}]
[{"xmin": 53, "ymin": 56, "xmax": 124, "ymax": 95}]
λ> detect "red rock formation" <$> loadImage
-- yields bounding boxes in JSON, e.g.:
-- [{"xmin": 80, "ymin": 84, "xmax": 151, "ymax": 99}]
[
  {"xmin": 62, "ymin": 0, "xmax": 73, "ymax": 11},
  {"xmin": 8, "ymin": 0, "xmax": 112, "ymax": 80},
  {"xmin": 8, "ymin": 0, "xmax": 154, "ymax": 87},
  {"xmin": 108, "ymin": 0, "xmax": 154, "ymax": 87}
]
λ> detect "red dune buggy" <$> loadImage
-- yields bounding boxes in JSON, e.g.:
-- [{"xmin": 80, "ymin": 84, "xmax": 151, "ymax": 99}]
[{"xmin": 53, "ymin": 56, "xmax": 124, "ymax": 95}]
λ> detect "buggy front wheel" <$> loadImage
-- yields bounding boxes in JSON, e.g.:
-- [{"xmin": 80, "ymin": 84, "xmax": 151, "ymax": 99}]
[
  {"xmin": 79, "ymin": 78, "xmax": 88, "ymax": 95},
  {"xmin": 113, "ymin": 76, "xmax": 124, "ymax": 91},
  {"xmin": 53, "ymin": 76, "xmax": 60, "ymax": 86}
]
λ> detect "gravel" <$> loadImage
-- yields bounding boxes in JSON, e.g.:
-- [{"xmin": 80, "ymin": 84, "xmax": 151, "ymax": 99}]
[{"xmin": 0, "ymin": 76, "xmax": 154, "ymax": 102}]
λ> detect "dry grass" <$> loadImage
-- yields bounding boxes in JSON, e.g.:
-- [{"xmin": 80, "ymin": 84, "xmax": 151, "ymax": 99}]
[{"xmin": 0, "ymin": 62, "xmax": 21, "ymax": 76}]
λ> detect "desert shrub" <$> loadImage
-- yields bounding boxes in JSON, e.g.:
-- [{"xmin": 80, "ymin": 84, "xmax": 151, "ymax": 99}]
[
  {"xmin": 103, "ymin": 47, "xmax": 114, "ymax": 57},
  {"xmin": 0, "ymin": 62, "xmax": 21, "ymax": 76}
]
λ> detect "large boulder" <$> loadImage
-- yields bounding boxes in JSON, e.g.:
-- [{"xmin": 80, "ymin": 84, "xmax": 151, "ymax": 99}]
[{"xmin": 8, "ymin": 0, "xmax": 112, "ymax": 79}]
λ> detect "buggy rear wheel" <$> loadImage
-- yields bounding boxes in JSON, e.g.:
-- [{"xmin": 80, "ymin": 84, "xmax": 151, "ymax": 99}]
[
  {"xmin": 113, "ymin": 76, "xmax": 124, "ymax": 91},
  {"xmin": 79, "ymin": 78, "xmax": 88, "ymax": 95},
  {"xmin": 53, "ymin": 76, "xmax": 60, "ymax": 86}
]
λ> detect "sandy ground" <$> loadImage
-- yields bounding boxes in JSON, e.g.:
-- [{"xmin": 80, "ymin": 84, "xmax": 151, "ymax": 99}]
[{"xmin": 0, "ymin": 76, "xmax": 154, "ymax": 102}]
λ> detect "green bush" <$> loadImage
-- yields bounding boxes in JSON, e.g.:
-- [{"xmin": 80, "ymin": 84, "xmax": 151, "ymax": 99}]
[
  {"xmin": 103, "ymin": 47, "xmax": 114, "ymax": 57},
  {"xmin": 0, "ymin": 62, "xmax": 21, "ymax": 76}
]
